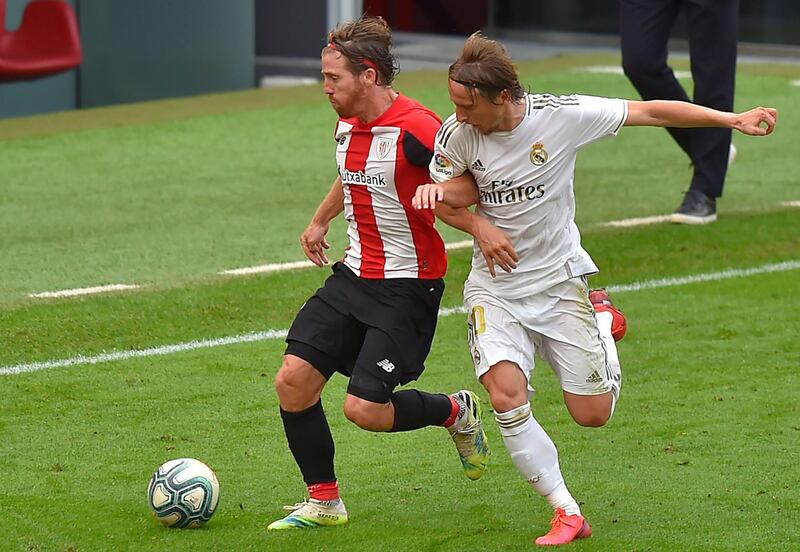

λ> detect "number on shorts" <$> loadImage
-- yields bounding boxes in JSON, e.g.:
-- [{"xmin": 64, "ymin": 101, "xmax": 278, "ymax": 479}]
[{"xmin": 470, "ymin": 305, "xmax": 486, "ymax": 336}]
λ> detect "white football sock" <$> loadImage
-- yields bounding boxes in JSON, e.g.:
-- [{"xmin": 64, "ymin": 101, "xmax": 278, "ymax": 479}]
[
  {"xmin": 495, "ymin": 403, "xmax": 580, "ymax": 516},
  {"xmin": 594, "ymin": 310, "xmax": 622, "ymax": 406}
]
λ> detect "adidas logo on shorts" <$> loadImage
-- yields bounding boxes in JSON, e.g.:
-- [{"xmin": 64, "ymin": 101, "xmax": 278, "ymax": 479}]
[{"xmin": 585, "ymin": 370, "xmax": 603, "ymax": 384}]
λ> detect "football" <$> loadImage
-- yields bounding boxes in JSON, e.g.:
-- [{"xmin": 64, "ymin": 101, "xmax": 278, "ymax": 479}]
[{"xmin": 147, "ymin": 458, "xmax": 220, "ymax": 528}]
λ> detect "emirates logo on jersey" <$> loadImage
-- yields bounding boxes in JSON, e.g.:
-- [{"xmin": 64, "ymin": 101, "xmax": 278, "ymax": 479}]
[{"xmin": 376, "ymin": 137, "xmax": 393, "ymax": 160}]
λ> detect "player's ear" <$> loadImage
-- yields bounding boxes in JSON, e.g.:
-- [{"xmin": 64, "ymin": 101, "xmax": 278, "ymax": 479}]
[{"xmin": 361, "ymin": 67, "xmax": 377, "ymax": 87}]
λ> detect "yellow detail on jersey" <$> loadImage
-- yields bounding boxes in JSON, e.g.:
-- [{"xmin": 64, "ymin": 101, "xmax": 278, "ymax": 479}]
[{"xmin": 471, "ymin": 306, "xmax": 486, "ymax": 335}]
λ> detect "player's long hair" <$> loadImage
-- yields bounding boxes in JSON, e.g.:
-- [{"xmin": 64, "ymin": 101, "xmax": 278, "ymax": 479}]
[
  {"xmin": 449, "ymin": 32, "xmax": 526, "ymax": 104},
  {"xmin": 324, "ymin": 16, "xmax": 399, "ymax": 86}
]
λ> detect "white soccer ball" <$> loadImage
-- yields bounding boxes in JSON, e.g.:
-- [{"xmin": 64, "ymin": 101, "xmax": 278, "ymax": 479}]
[{"xmin": 147, "ymin": 458, "xmax": 220, "ymax": 528}]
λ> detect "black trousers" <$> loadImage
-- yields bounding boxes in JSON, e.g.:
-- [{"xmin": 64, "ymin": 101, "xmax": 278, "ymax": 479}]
[{"xmin": 620, "ymin": 0, "xmax": 738, "ymax": 199}]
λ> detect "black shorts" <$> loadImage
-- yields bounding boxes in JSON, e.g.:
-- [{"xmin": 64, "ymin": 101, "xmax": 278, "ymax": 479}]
[{"xmin": 285, "ymin": 262, "xmax": 444, "ymax": 404}]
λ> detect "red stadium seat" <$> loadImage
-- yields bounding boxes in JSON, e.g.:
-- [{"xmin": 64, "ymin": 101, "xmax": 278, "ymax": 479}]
[{"xmin": 0, "ymin": 0, "xmax": 82, "ymax": 82}]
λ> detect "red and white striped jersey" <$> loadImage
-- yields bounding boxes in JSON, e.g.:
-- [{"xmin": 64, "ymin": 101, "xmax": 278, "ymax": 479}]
[{"xmin": 335, "ymin": 94, "xmax": 447, "ymax": 279}]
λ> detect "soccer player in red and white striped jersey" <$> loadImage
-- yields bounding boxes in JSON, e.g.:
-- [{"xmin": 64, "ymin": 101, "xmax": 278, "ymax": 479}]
[
  {"xmin": 333, "ymin": 88, "xmax": 447, "ymax": 279},
  {"xmin": 268, "ymin": 17, "xmax": 490, "ymax": 531}
]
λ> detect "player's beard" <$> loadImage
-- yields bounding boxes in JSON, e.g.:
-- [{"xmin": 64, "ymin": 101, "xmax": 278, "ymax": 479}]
[{"xmin": 329, "ymin": 83, "xmax": 367, "ymax": 119}]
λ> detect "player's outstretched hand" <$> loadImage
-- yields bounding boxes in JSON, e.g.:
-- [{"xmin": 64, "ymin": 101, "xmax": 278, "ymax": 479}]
[
  {"xmin": 734, "ymin": 106, "xmax": 777, "ymax": 136},
  {"xmin": 474, "ymin": 217, "xmax": 518, "ymax": 278},
  {"xmin": 300, "ymin": 222, "xmax": 331, "ymax": 267},
  {"xmin": 412, "ymin": 183, "xmax": 445, "ymax": 209}
]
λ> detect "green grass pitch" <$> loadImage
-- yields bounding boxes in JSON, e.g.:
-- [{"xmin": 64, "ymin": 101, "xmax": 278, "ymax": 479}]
[{"xmin": 1, "ymin": 54, "xmax": 798, "ymax": 551}]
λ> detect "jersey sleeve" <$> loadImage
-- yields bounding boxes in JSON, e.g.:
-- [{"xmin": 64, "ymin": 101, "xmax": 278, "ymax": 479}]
[
  {"xmin": 429, "ymin": 114, "xmax": 469, "ymax": 183},
  {"xmin": 569, "ymin": 95, "xmax": 628, "ymax": 149},
  {"xmin": 403, "ymin": 109, "xmax": 441, "ymax": 168}
]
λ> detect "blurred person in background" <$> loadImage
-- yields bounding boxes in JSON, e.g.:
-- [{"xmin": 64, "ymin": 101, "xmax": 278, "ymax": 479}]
[{"xmin": 620, "ymin": 0, "xmax": 739, "ymax": 224}]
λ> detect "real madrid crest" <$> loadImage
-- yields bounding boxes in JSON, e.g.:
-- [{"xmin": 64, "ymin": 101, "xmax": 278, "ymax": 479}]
[{"xmin": 530, "ymin": 141, "xmax": 548, "ymax": 166}]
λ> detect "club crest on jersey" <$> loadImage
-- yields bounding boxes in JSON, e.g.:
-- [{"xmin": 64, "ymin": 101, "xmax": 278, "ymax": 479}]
[
  {"xmin": 434, "ymin": 153, "xmax": 454, "ymax": 176},
  {"xmin": 376, "ymin": 137, "xmax": 393, "ymax": 160},
  {"xmin": 530, "ymin": 142, "xmax": 548, "ymax": 166}
]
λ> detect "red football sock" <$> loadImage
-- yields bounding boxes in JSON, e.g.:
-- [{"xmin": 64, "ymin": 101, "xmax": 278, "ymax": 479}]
[
  {"xmin": 308, "ymin": 481, "xmax": 339, "ymax": 501},
  {"xmin": 442, "ymin": 396, "xmax": 461, "ymax": 428}
]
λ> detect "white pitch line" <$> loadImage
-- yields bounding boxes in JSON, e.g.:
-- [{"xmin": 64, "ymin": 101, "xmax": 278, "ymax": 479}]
[
  {"xmin": 25, "ymin": 198, "xmax": 799, "ymax": 297},
  {"xmin": 606, "ymin": 260, "xmax": 800, "ymax": 293},
  {"xmin": 791, "ymin": 80, "xmax": 800, "ymax": 87},
  {"xmin": 28, "ymin": 284, "xmax": 140, "ymax": 299},
  {"xmin": 218, "ymin": 240, "xmax": 475, "ymax": 276},
  {"xmin": 0, "ymin": 330, "xmax": 288, "ymax": 376},
  {"xmin": 602, "ymin": 214, "xmax": 672, "ymax": 228},
  {"xmin": 220, "ymin": 260, "xmax": 315, "ymax": 276},
  {"xmin": 577, "ymin": 65, "xmax": 691, "ymax": 79},
  {"xmin": 3, "ymin": 259, "xmax": 799, "ymax": 377},
  {"xmin": 445, "ymin": 240, "xmax": 472, "ymax": 250}
]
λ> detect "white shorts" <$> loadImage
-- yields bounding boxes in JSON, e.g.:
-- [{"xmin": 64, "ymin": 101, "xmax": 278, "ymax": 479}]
[{"xmin": 464, "ymin": 276, "xmax": 614, "ymax": 396}]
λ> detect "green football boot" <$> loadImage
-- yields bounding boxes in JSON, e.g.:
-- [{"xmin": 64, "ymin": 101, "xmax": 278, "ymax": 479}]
[
  {"xmin": 448, "ymin": 390, "xmax": 490, "ymax": 480},
  {"xmin": 267, "ymin": 498, "xmax": 348, "ymax": 530}
]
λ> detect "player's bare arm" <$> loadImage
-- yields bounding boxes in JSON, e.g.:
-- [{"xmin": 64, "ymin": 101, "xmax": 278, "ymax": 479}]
[
  {"xmin": 412, "ymin": 172, "xmax": 480, "ymax": 210},
  {"xmin": 625, "ymin": 100, "xmax": 777, "ymax": 136},
  {"xmin": 434, "ymin": 203, "xmax": 518, "ymax": 278},
  {"xmin": 300, "ymin": 177, "xmax": 344, "ymax": 267},
  {"xmin": 413, "ymin": 171, "xmax": 518, "ymax": 276}
]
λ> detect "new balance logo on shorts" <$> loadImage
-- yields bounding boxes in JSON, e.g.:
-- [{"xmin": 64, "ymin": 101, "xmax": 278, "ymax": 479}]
[
  {"xmin": 377, "ymin": 359, "xmax": 395, "ymax": 373},
  {"xmin": 586, "ymin": 370, "xmax": 603, "ymax": 383},
  {"xmin": 471, "ymin": 159, "xmax": 486, "ymax": 172}
]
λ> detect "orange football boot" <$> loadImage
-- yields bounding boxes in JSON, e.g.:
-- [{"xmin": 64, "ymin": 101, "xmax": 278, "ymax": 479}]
[{"xmin": 534, "ymin": 508, "xmax": 592, "ymax": 546}]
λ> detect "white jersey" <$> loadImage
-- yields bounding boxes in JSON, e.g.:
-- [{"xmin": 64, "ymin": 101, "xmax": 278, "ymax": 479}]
[{"xmin": 430, "ymin": 93, "xmax": 627, "ymax": 299}]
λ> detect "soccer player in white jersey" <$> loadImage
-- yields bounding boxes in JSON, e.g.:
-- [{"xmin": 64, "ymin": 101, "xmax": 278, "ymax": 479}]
[{"xmin": 413, "ymin": 33, "xmax": 776, "ymax": 546}]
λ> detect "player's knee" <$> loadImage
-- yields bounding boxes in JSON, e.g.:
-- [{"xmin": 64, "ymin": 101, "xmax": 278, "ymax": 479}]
[
  {"xmin": 343, "ymin": 397, "xmax": 382, "ymax": 431},
  {"xmin": 569, "ymin": 402, "xmax": 612, "ymax": 427},
  {"xmin": 486, "ymin": 387, "xmax": 527, "ymax": 414},
  {"xmin": 275, "ymin": 365, "xmax": 313, "ymax": 409},
  {"xmin": 564, "ymin": 390, "xmax": 613, "ymax": 427},
  {"xmin": 572, "ymin": 410, "xmax": 610, "ymax": 428},
  {"xmin": 274, "ymin": 367, "xmax": 294, "ymax": 400},
  {"xmin": 480, "ymin": 362, "xmax": 529, "ymax": 413}
]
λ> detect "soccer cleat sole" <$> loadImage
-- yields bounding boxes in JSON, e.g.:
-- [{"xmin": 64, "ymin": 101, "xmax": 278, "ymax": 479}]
[{"xmin": 267, "ymin": 515, "xmax": 348, "ymax": 530}]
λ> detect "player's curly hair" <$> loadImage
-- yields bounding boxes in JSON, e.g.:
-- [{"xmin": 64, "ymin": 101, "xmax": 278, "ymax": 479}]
[
  {"xmin": 449, "ymin": 32, "xmax": 526, "ymax": 104},
  {"xmin": 324, "ymin": 16, "xmax": 399, "ymax": 86}
]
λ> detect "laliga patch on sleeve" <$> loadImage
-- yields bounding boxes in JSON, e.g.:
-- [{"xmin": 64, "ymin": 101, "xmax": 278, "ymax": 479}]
[{"xmin": 433, "ymin": 153, "xmax": 454, "ymax": 176}]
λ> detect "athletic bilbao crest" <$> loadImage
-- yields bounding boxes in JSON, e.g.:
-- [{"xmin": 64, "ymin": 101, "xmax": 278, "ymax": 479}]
[{"xmin": 376, "ymin": 137, "xmax": 393, "ymax": 160}]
